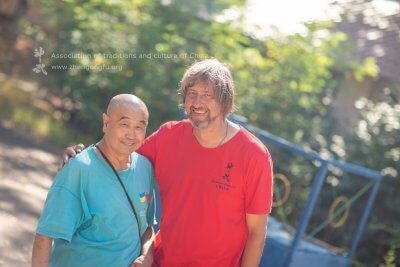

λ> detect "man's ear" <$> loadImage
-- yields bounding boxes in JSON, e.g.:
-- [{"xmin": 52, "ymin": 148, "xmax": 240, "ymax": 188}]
[{"xmin": 102, "ymin": 113, "xmax": 109, "ymax": 133}]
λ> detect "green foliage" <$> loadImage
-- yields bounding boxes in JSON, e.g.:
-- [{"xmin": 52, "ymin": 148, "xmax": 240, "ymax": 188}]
[
  {"xmin": 26, "ymin": 0, "xmax": 352, "ymax": 143},
  {"xmin": 24, "ymin": 0, "xmax": 250, "ymax": 136},
  {"xmin": 379, "ymin": 245, "xmax": 398, "ymax": 267},
  {"xmin": 0, "ymin": 75, "xmax": 94, "ymax": 145},
  {"xmin": 347, "ymin": 87, "xmax": 400, "ymax": 266}
]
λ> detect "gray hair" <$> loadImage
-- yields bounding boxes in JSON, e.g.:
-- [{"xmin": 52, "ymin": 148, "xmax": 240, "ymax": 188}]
[{"xmin": 179, "ymin": 58, "xmax": 235, "ymax": 117}]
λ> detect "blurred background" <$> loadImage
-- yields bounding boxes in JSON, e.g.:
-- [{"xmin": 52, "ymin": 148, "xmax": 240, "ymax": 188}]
[{"xmin": 0, "ymin": 0, "xmax": 398, "ymax": 266}]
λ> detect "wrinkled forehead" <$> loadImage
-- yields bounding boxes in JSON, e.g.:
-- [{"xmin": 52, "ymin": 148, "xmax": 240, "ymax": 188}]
[{"xmin": 108, "ymin": 102, "xmax": 148, "ymax": 119}]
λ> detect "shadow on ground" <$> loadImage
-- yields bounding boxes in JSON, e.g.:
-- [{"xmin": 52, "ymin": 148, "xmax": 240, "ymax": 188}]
[{"xmin": 0, "ymin": 125, "xmax": 60, "ymax": 266}]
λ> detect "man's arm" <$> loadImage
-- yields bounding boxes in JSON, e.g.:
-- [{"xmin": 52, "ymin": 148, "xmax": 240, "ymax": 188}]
[
  {"xmin": 32, "ymin": 233, "xmax": 53, "ymax": 267},
  {"xmin": 130, "ymin": 227, "xmax": 155, "ymax": 267},
  {"xmin": 241, "ymin": 214, "xmax": 268, "ymax": 267}
]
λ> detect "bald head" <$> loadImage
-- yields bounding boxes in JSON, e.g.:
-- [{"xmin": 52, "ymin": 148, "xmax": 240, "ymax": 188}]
[
  {"xmin": 101, "ymin": 94, "xmax": 149, "ymax": 156},
  {"xmin": 107, "ymin": 94, "xmax": 148, "ymax": 117}
]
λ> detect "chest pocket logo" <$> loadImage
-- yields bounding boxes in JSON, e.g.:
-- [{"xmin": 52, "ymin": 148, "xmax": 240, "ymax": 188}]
[
  {"xmin": 139, "ymin": 192, "xmax": 150, "ymax": 203},
  {"xmin": 212, "ymin": 162, "xmax": 236, "ymax": 191}
]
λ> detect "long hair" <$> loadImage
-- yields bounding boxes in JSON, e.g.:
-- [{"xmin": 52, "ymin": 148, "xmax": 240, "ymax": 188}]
[{"xmin": 179, "ymin": 58, "xmax": 236, "ymax": 117}]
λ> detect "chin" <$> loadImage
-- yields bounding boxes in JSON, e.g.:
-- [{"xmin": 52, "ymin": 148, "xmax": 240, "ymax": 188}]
[
  {"xmin": 120, "ymin": 146, "xmax": 135, "ymax": 154},
  {"xmin": 189, "ymin": 116, "xmax": 209, "ymax": 127},
  {"xmin": 193, "ymin": 119, "xmax": 216, "ymax": 130},
  {"xmin": 191, "ymin": 120, "xmax": 208, "ymax": 129}
]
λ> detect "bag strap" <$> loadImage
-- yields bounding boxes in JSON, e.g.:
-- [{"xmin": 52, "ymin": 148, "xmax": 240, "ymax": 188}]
[{"xmin": 95, "ymin": 145, "xmax": 142, "ymax": 247}]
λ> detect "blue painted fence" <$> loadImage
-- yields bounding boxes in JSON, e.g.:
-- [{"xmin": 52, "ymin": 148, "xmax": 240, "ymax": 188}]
[{"xmin": 229, "ymin": 115, "xmax": 382, "ymax": 267}]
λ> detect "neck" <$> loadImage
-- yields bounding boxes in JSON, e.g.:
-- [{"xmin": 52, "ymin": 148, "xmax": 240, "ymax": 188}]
[
  {"xmin": 192, "ymin": 119, "xmax": 229, "ymax": 148},
  {"xmin": 97, "ymin": 139, "xmax": 131, "ymax": 170}
]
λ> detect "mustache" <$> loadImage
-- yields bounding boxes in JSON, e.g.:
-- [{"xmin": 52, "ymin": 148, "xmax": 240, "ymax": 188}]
[{"xmin": 189, "ymin": 107, "xmax": 207, "ymax": 113}]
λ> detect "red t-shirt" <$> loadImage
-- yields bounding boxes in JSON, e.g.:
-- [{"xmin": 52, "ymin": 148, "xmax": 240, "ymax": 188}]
[{"xmin": 138, "ymin": 120, "xmax": 273, "ymax": 267}]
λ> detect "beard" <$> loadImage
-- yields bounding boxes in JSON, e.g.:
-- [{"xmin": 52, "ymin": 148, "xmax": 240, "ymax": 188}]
[{"xmin": 187, "ymin": 109, "xmax": 218, "ymax": 129}]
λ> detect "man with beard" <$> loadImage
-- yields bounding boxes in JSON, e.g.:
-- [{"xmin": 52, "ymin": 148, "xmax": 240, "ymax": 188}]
[{"xmin": 61, "ymin": 59, "xmax": 273, "ymax": 267}]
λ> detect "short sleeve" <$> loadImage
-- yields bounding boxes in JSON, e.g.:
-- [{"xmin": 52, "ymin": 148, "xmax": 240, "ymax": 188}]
[
  {"xmin": 245, "ymin": 152, "xmax": 274, "ymax": 214},
  {"xmin": 36, "ymin": 162, "xmax": 84, "ymax": 242}
]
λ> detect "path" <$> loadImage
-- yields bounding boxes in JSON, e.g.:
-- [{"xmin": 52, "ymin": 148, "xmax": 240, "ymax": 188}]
[{"xmin": 0, "ymin": 125, "xmax": 60, "ymax": 266}]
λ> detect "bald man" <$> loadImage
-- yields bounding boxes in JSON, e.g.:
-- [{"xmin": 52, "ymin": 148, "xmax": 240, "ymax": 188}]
[{"xmin": 32, "ymin": 94, "xmax": 156, "ymax": 267}]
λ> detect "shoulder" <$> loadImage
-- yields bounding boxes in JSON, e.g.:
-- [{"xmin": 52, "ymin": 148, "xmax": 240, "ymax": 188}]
[
  {"xmin": 131, "ymin": 153, "xmax": 155, "ymax": 184},
  {"xmin": 233, "ymin": 127, "xmax": 273, "ymax": 179},
  {"xmin": 134, "ymin": 152, "xmax": 153, "ymax": 169},
  {"xmin": 158, "ymin": 120, "xmax": 190, "ymax": 133},
  {"xmin": 55, "ymin": 147, "xmax": 93, "ymax": 183},
  {"xmin": 68, "ymin": 147, "xmax": 93, "ymax": 169},
  {"xmin": 51, "ymin": 147, "xmax": 99, "ymax": 198},
  {"xmin": 233, "ymin": 126, "xmax": 273, "ymax": 170},
  {"xmin": 237, "ymin": 126, "xmax": 271, "ymax": 158},
  {"xmin": 151, "ymin": 120, "xmax": 191, "ymax": 141}
]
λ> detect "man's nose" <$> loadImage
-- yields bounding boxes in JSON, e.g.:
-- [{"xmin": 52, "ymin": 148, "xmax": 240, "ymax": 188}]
[
  {"xmin": 126, "ymin": 127, "xmax": 136, "ymax": 139},
  {"xmin": 193, "ymin": 95, "xmax": 204, "ymax": 106}
]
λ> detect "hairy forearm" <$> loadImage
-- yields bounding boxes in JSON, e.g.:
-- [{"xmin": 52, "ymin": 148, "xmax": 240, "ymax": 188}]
[{"xmin": 32, "ymin": 234, "xmax": 53, "ymax": 267}]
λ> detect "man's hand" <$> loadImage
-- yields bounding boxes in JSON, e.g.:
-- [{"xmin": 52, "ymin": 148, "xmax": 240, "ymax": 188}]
[
  {"xmin": 57, "ymin": 143, "xmax": 85, "ymax": 171},
  {"xmin": 130, "ymin": 227, "xmax": 154, "ymax": 266},
  {"xmin": 129, "ymin": 254, "xmax": 153, "ymax": 267}
]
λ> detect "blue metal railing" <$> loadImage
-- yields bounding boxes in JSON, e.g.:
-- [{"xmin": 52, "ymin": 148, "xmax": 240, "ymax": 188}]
[{"xmin": 229, "ymin": 114, "xmax": 383, "ymax": 267}]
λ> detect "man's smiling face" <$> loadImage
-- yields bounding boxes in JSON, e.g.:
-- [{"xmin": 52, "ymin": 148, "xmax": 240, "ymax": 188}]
[
  {"xmin": 185, "ymin": 82, "xmax": 224, "ymax": 129},
  {"xmin": 102, "ymin": 102, "xmax": 148, "ymax": 156}
]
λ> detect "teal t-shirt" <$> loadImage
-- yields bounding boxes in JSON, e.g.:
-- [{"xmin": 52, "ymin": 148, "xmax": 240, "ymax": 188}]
[{"xmin": 36, "ymin": 145, "xmax": 156, "ymax": 267}]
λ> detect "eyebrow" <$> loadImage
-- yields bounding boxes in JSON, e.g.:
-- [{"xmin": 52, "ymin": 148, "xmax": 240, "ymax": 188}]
[
  {"xmin": 118, "ymin": 116, "xmax": 148, "ymax": 126},
  {"xmin": 188, "ymin": 88, "xmax": 213, "ymax": 93},
  {"xmin": 139, "ymin": 120, "xmax": 148, "ymax": 126},
  {"xmin": 118, "ymin": 116, "xmax": 131, "ymax": 121}
]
